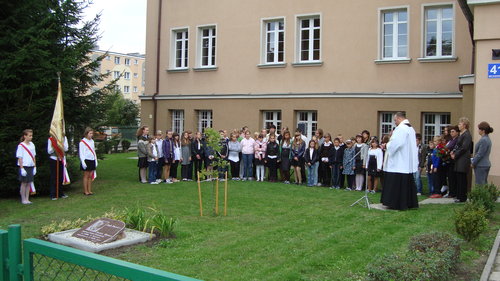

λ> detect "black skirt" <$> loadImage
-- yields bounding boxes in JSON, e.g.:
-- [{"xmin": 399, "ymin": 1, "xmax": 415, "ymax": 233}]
[
  {"xmin": 381, "ymin": 172, "xmax": 419, "ymax": 210},
  {"xmin": 254, "ymin": 156, "xmax": 265, "ymax": 166},
  {"xmin": 137, "ymin": 157, "xmax": 148, "ymax": 168},
  {"xmin": 18, "ymin": 166, "xmax": 35, "ymax": 182},
  {"xmin": 367, "ymin": 156, "xmax": 380, "ymax": 177},
  {"xmin": 290, "ymin": 158, "xmax": 303, "ymax": 167},
  {"xmin": 81, "ymin": 159, "xmax": 96, "ymax": 171}
]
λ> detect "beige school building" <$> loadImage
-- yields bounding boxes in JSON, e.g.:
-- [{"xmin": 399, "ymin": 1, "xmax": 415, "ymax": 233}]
[{"xmin": 141, "ymin": 0, "xmax": 500, "ymax": 184}]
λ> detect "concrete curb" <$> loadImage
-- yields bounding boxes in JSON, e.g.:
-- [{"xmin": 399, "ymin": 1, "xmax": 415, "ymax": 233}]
[{"xmin": 480, "ymin": 228, "xmax": 500, "ymax": 281}]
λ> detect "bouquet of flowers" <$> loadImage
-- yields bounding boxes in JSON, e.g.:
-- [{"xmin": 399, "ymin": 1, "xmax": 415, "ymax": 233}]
[{"xmin": 436, "ymin": 143, "xmax": 450, "ymax": 161}]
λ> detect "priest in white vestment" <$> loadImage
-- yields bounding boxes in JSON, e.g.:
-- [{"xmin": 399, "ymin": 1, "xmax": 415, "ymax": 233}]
[{"xmin": 381, "ymin": 112, "xmax": 419, "ymax": 210}]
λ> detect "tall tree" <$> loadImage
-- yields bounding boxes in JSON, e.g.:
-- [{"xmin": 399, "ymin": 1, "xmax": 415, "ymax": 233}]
[{"xmin": 0, "ymin": 0, "xmax": 109, "ymax": 196}]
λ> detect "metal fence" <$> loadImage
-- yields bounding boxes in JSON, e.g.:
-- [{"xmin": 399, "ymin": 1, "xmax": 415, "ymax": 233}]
[{"xmin": 1, "ymin": 225, "xmax": 200, "ymax": 281}]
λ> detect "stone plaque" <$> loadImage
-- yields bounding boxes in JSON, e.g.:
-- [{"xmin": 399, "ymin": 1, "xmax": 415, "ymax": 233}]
[{"xmin": 72, "ymin": 218, "xmax": 125, "ymax": 244}]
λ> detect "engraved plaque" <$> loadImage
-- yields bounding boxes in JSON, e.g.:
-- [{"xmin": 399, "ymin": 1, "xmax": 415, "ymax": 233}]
[{"xmin": 72, "ymin": 218, "xmax": 125, "ymax": 244}]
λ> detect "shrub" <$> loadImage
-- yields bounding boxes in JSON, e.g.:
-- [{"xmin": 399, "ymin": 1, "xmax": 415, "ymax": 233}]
[
  {"xmin": 408, "ymin": 232, "xmax": 461, "ymax": 264},
  {"xmin": 454, "ymin": 203, "xmax": 488, "ymax": 242},
  {"xmin": 121, "ymin": 139, "xmax": 131, "ymax": 152},
  {"xmin": 151, "ymin": 213, "xmax": 177, "ymax": 238},
  {"xmin": 124, "ymin": 206, "xmax": 148, "ymax": 231},
  {"xmin": 110, "ymin": 136, "xmax": 121, "ymax": 153},
  {"xmin": 469, "ymin": 184, "xmax": 499, "ymax": 215}
]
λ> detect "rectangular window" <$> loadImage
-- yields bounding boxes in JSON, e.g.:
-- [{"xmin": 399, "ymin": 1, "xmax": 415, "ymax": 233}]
[
  {"xmin": 134, "ymin": 59, "xmax": 138, "ymax": 65},
  {"xmin": 133, "ymin": 86, "xmax": 138, "ymax": 93},
  {"xmin": 422, "ymin": 113, "xmax": 451, "ymax": 144},
  {"xmin": 134, "ymin": 73, "xmax": 138, "ymax": 78},
  {"xmin": 171, "ymin": 110, "xmax": 184, "ymax": 134},
  {"xmin": 124, "ymin": 72, "xmax": 130, "ymax": 80},
  {"xmin": 381, "ymin": 9, "xmax": 408, "ymax": 59},
  {"xmin": 124, "ymin": 86, "xmax": 130, "ymax": 93},
  {"xmin": 199, "ymin": 26, "xmax": 216, "ymax": 67},
  {"xmin": 113, "ymin": 71, "xmax": 120, "ymax": 79},
  {"xmin": 262, "ymin": 111, "xmax": 282, "ymax": 133},
  {"xmin": 296, "ymin": 111, "xmax": 317, "ymax": 140},
  {"xmin": 124, "ymin": 58, "xmax": 130, "ymax": 65},
  {"xmin": 197, "ymin": 110, "xmax": 213, "ymax": 132},
  {"xmin": 424, "ymin": 6, "xmax": 453, "ymax": 57},
  {"xmin": 379, "ymin": 112, "xmax": 397, "ymax": 138},
  {"xmin": 263, "ymin": 19, "xmax": 285, "ymax": 64},
  {"xmin": 114, "ymin": 56, "xmax": 120, "ymax": 64},
  {"xmin": 172, "ymin": 29, "xmax": 189, "ymax": 69},
  {"xmin": 106, "ymin": 55, "xmax": 111, "ymax": 60},
  {"xmin": 298, "ymin": 16, "xmax": 321, "ymax": 62}
]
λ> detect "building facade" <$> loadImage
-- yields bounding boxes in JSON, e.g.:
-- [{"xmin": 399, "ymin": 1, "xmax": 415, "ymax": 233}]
[
  {"xmin": 142, "ymin": 0, "xmax": 474, "ymax": 144},
  {"xmin": 91, "ymin": 50, "xmax": 146, "ymax": 103}
]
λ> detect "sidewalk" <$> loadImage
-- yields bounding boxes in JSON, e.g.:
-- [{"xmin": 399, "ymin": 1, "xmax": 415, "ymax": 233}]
[{"xmin": 482, "ymin": 229, "xmax": 500, "ymax": 281}]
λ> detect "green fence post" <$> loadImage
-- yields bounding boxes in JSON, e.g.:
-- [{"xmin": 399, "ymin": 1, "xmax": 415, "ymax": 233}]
[
  {"xmin": 8, "ymin": 225, "xmax": 22, "ymax": 281},
  {"xmin": 0, "ymin": 229, "xmax": 8, "ymax": 281}
]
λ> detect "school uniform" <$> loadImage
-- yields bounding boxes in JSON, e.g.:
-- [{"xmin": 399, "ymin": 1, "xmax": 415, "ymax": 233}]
[
  {"xmin": 265, "ymin": 141, "xmax": 279, "ymax": 182},
  {"xmin": 217, "ymin": 139, "xmax": 229, "ymax": 179},
  {"xmin": 137, "ymin": 136, "xmax": 148, "ymax": 181},
  {"xmin": 155, "ymin": 138, "xmax": 164, "ymax": 180},
  {"xmin": 17, "ymin": 141, "xmax": 36, "ymax": 183},
  {"xmin": 318, "ymin": 142, "xmax": 333, "ymax": 186},
  {"xmin": 181, "ymin": 142, "xmax": 192, "ymax": 180},
  {"xmin": 47, "ymin": 136, "xmax": 69, "ymax": 199},
  {"xmin": 304, "ymin": 147, "xmax": 319, "ymax": 186},
  {"xmin": 79, "ymin": 138, "xmax": 97, "ymax": 171},
  {"xmin": 147, "ymin": 142, "xmax": 159, "ymax": 183},
  {"xmin": 329, "ymin": 145, "xmax": 344, "ymax": 188},
  {"xmin": 228, "ymin": 141, "xmax": 242, "ymax": 179},
  {"xmin": 191, "ymin": 139, "xmax": 205, "ymax": 177},
  {"xmin": 279, "ymin": 141, "xmax": 292, "ymax": 182},
  {"xmin": 171, "ymin": 141, "xmax": 181, "ymax": 180}
]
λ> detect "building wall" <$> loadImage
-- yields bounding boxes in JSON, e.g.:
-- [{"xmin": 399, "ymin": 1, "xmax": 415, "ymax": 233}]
[
  {"xmin": 470, "ymin": 1, "xmax": 500, "ymax": 185},
  {"xmin": 92, "ymin": 50, "xmax": 145, "ymax": 103}
]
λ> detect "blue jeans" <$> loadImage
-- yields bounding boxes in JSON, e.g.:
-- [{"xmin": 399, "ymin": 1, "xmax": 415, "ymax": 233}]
[
  {"xmin": 306, "ymin": 162, "xmax": 319, "ymax": 186},
  {"xmin": 242, "ymin": 154, "xmax": 254, "ymax": 178},
  {"xmin": 414, "ymin": 169, "xmax": 422, "ymax": 193},
  {"xmin": 427, "ymin": 172, "xmax": 435, "ymax": 194},
  {"xmin": 148, "ymin": 161, "xmax": 157, "ymax": 183},
  {"xmin": 331, "ymin": 163, "xmax": 342, "ymax": 187}
]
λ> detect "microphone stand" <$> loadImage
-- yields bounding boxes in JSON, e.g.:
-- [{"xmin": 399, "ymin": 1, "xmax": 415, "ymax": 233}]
[{"xmin": 349, "ymin": 147, "xmax": 372, "ymax": 210}]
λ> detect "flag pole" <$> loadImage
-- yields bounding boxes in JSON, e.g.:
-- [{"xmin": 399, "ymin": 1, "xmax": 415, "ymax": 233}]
[{"xmin": 56, "ymin": 73, "xmax": 61, "ymax": 199}]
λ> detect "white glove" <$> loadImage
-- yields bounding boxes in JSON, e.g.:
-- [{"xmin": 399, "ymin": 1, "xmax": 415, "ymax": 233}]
[
  {"xmin": 21, "ymin": 168, "xmax": 27, "ymax": 176},
  {"xmin": 33, "ymin": 167, "xmax": 37, "ymax": 176},
  {"xmin": 81, "ymin": 161, "xmax": 87, "ymax": 170}
]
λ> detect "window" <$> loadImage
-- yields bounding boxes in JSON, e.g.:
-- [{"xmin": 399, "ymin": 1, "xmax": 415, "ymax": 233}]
[
  {"xmin": 171, "ymin": 110, "xmax": 184, "ymax": 134},
  {"xmin": 262, "ymin": 111, "xmax": 282, "ymax": 133},
  {"xmin": 125, "ymin": 58, "xmax": 130, "ymax": 65},
  {"xmin": 198, "ymin": 26, "xmax": 216, "ymax": 67},
  {"xmin": 379, "ymin": 112, "xmax": 397, "ymax": 138},
  {"xmin": 172, "ymin": 29, "xmax": 189, "ymax": 69},
  {"xmin": 296, "ymin": 111, "xmax": 317, "ymax": 139},
  {"xmin": 134, "ymin": 59, "xmax": 138, "ymax": 65},
  {"xmin": 124, "ymin": 72, "xmax": 130, "ymax": 80},
  {"xmin": 422, "ymin": 113, "xmax": 451, "ymax": 144},
  {"xmin": 133, "ymin": 86, "xmax": 138, "ymax": 93},
  {"xmin": 113, "ymin": 71, "xmax": 120, "ymax": 79},
  {"xmin": 134, "ymin": 73, "xmax": 138, "ymax": 78},
  {"xmin": 197, "ymin": 110, "xmax": 213, "ymax": 132},
  {"xmin": 262, "ymin": 19, "xmax": 284, "ymax": 64},
  {"xmin": 114, "ymin": 56, "xmax": 120, "ymax": 64},
  {"xmin": 424, "ymin": 6, "xmax": 453, "ymax": 57},
  {"xmin": 381, "ymin": 9, "xmax": 408, "ymax": 59},
  {"xmin": 105, "ymin": 55, "xmax": 111, "ymax": 60},
  {"xmin": 124, "ymin": 86, "xmax": 130, "ymax": 93},
  {"xmin": 114, "ymin": 85, "xmax": 120, "ymax": 91},
  {"xmin": 297, "ymin": 16, "xmax": 321, "ymax": 62}
]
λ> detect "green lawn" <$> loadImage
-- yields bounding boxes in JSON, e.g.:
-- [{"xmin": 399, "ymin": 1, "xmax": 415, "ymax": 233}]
[{"xmin": 1, "ymin": 153, "xmax": 498, "ymax": 281}]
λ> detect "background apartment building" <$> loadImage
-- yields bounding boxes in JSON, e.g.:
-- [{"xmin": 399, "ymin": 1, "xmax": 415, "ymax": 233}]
[{"xmin": 91, "ymin": 50, "xmax": 146, "ymax": 104}]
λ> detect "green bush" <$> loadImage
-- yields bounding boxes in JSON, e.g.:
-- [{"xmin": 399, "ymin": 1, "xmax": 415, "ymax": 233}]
[
  {"xmin": 96, "ymin": 140, "xmax": 112, "ymax": 158},
  {"xmin": 408, "ymin": 232, "xmax": 461, "ymax": 263},
  {"xmin": 469, "ymin": 184, "xmax": 499, "ymax": 215},
  {"xmin": 124, "ymin": 205, "xmax": 148, "ymax": 232},
  {"xmin": 121, "ymin": 139, "xmax": 131, "ymax": 152},
  {"xmin": 151, "ymin": 213, "xmax": 177, "ymax": 238},
  {"xmin": 110, "ymin": 136, "xmax": 121, "ymax": 153},
  {"xmin": 454, "ymin": 203, "xmax": 488, "ymax": 242}
]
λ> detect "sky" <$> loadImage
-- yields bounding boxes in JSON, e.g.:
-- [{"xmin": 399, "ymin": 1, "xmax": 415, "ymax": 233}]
[{"xmin": 83, "ymin": 0, "xmax": 147, "ymax": 54}]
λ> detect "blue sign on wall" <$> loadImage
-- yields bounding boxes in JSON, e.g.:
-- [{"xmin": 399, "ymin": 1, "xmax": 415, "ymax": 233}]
[{"xmin": 488, "ymin": 64, "xmax": 500, "ymax": 78}]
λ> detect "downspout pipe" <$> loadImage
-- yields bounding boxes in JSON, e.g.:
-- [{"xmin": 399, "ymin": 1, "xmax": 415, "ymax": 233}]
[
  {"xmin": 153, "ymin": 0, "xmax": 163, "ymax": 132},
  {"xmin": 457, "ymin": 0, "xmax": 475, "ymax": 74}
]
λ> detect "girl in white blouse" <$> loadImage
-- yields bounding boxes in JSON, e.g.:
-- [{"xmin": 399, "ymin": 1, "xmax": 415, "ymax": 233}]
[
  {"xmin": 16, "ymin": 129, "xmax": 36, "ymax": 204},
  {"xmin": 79, "ymin": 127, "xmax": 97, "ymax": 195}
]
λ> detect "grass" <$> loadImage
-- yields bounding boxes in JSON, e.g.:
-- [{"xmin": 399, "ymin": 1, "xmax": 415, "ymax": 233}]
[{"xmin": 1, "ymin": 152, "xmax": 498, "ymax": 281}]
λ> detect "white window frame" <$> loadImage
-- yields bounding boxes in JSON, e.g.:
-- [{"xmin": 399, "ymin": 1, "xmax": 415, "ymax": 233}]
[
  {"xmin": 124, "ymin": 58, "xmax": 130, "ymax": 65},
  {"xmin": 170, "ymin": 27, "xmax": 189, "ymax": 69},
  {"xmin": 296, "ymin": 111, "xmax": 317, "ymax": 140},
  {"xmin": 295, "ymin": 14, "xmax": 322, "ymax": 63},
  {"xmin": 379, "ymin": 112, "xmax": 397, "ymax": 138},
  {"xmin": 197, "ymin": 110, "xmax": 213, "ymax": 132},
  {"xmin": 171, "ymin": 110, "xmax": 184, "ymax": 134},
  {"xmin": 379, "ymin": 7, "xmax": 409, "ymax": 60},
  {"xmin": 261, "ymin": 17, "xmax": 285, "ymax": 65},
  {"xmin": 262, "ymin": 111, "xmax": 282, "ymax": 133},
  {"xmin": 422, "ymin": 112, "xmax": 451, "ymax": 145},
  {"xmin": 133, "ymin": 86, "xmax": 138, "ymax": 93},
  {"xmin": 124, "ymin": 72, "xmax": 130, "ymax": 80},
  {"xmin": 105, "ymin": 55, "xmax": 111, "ymax": 60},
  {"xmin": 123, "ymin": 86, "xmax": 130, "ymax": 93},
  {"xmin": 134, "ymin": 59, "xmax": 138, "ymax": 65},
  {"xmin": 422, "ymin": 3, "xmax": 455, "ymax": 58},
  {"xmin": 133, "ymin": 73, "xmax": 138, "ymax": 78},
  {"xmin": 113, "ymin": 71, "xmax": 120, "ymax": 79},
  {"xmin": 114, "ymin": 56, "xmax": 120, "ymax": 64},
  {"xmin": 196, "ymin": 25, "xmax": 217, "ymax": 68}
]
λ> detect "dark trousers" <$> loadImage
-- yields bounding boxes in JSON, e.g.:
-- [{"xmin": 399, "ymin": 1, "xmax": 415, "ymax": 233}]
[
  {"xmin": 301, "ymin": 161, "xmax": 307, "ymax": 183},
  {"xmin": 346, "ymin": 174, "xmax": 355, "ymax": 189},
  {"xmin": 281, "ymin": 170, "xmax": 290, "ymax": 181},
  {"xmin": 319, "ymin": 161, "xmax": 331, "ymax": 185},
  {"xmin": 229, "ymin": 160, "xmax": 240, "ymax": 178},
  {"xmin": 193, "ymin": 158, "xmax": 203, "ymax": 177},
  {"xmin": 456, "ymin": 172, "xmax": 468, "ymax": 202},
  {"xmin": 447, "ymin": 163, "xmax": 457, "ymax": 197},
  {"xmin": 339, "ymin": 167, "xmax": 345, "ymax": 188},
  {"xmin": 181, "ymin": 164, "xmax": 190, "ymax": 179},
  {"xmin": 156, "ymin": 157, "xmax": 165, "ymax": 180},
  {"xmin": 267, "ymin": 158, "xmax": 278, "ymax": 181},
  {"xmin": 49, "ymin": 158, "xmax": 65, "ymax": 199},
  {"xmin": 331, "ymin": 163, "xmax": 342, "ymax": 187},
  {"xmin": 171, "ymin": 160, "xmax": 179, "ymax": 179},
  {"xmin": 437, "ymin": 165, "xmax": 448, "ymax": 194},
  {"xmin": 187, "ymin": 163, "xmax": 193, "ymax": 179}
]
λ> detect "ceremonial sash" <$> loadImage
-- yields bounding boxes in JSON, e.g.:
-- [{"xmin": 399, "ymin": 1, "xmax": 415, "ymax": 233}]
[
  {"xmin": 49, "ymin": 137, "xmax": 71, "ymax": 185},
  {"xmin": 19, "ymin": 143, "xmax": 36, "ymax": 194},
  {"xmin": 81, "ymin": 139, "xmax": 97, "ymax": 180}
]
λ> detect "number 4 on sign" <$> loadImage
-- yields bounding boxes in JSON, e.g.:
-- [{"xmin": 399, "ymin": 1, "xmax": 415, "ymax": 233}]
[
  {"xmin": 488, "ymin": 64, "xmax": 500, "ymax": 78},
  {"xmin": 490, "ymin": 65, "xmax": 498, "ymax": 75}
]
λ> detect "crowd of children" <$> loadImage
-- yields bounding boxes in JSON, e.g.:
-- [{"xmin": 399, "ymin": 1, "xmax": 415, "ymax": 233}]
[{"xmin": 135, "ymin": 125, "xmax": 388, "ymax": 191}]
